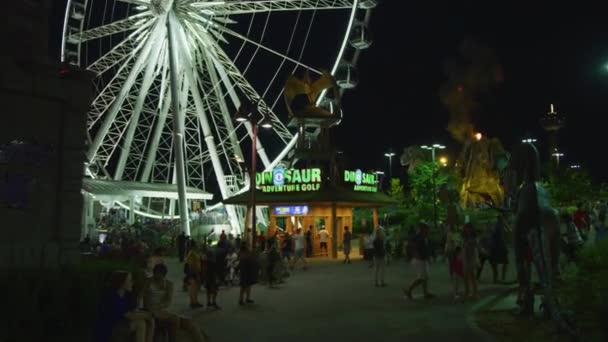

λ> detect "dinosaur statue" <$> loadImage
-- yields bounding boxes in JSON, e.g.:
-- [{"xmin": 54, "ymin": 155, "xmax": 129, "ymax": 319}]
[
  {"xmin": 456, "ymin": 135, "xmax": 508, "ymax": 208},
  {"xmin": 400, "ymin": 146, "xmax": 427, "ymax": 174},
  {"xmin": 506, "ymin": 142, "xmax": 577, "ymax": 337},
  {"xmin": 284, "ymin": 70, "xmax": 339, "ymax": 119}
]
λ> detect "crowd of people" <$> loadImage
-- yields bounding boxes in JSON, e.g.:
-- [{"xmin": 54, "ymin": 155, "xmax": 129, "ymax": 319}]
[{"xmin": 87, "ymin": 198, "xmax": 608, "ymax": 342}]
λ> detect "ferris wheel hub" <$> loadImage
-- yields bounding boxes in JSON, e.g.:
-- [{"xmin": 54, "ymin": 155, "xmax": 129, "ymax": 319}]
[{"xmin": 150, "ymin": 0, "xmax": 174, "ymax": 16}]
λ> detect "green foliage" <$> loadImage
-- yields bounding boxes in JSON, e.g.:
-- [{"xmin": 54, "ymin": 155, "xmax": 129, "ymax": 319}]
[
  {"xmin": 545, "ymin": 166, "xmax": 594, "ymax": 207},
  {"xmin": 559, "ymin": 239, "xmax": 608, "ymax": 333},
  {"xmin": 388, "ymin": 178, "xmax": 405, "ymax": 203},
  {"xmin": 352, "ymin": 207, "xmax": 373, "ymax": 234}
]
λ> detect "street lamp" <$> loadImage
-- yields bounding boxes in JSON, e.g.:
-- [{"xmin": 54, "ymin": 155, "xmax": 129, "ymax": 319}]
[
  {"xmin": 552, "ymin": 149, "xmax": 564, "ymax": 165},
  {"xmin": 570, "ymin": 164, "xmax": 581, "ymax": 169},
  {"xmin": 374, "ymin": 170, "xmax": 385, "ymax": 191},
  {"xmin": 384, "ymin": 150, "xmax": 396, "ymax": 180},
  {"xmin": 421, "ymin": 143, "xmax": 446, "ymax": 231},
  {"xmin": 522, "ymin": 138, "xmax": 537, "ymax": 144},
  {"xmin": 234, "ymin": 100, "xmax": 272, "ymax": 252}
]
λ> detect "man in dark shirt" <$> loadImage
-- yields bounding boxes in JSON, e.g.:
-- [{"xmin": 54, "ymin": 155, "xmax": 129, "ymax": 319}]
[
  {"xmin": 305, "ymin": 227, "xmax": 313, "ymax": 257},
  {"xmin": 403, "ymin": 223, "xmax": 434, "ymax": 300},
  {"xmin": 177, "ymin": 232, "xmax": 186, "ymax": 262}
]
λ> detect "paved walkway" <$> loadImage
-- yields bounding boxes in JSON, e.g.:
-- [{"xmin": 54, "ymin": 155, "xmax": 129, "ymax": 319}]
[{"xmin": 164, "ymin": 255, "xmax": 512, "ymax": 342}]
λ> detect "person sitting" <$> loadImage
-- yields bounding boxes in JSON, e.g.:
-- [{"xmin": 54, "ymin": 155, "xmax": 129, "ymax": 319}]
[
  {"xmin": 145, "ymin": 247, "xmax": 165, "ymax": 279},
  {"xmin": 143, "ymin": 264, "xmax": 209, "ymax": 342},
  {"xmin": 96, "ymin": 271, "xmax": 155, "ymax": 342}
]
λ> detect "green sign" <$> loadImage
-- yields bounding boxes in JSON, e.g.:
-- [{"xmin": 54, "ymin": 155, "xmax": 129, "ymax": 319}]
[
  {"xmin": 256, "ymin": 167, "xmax": 322, "ymax": 193},
  {"xmin": 343, "ymin": 169, "xmax": 378, "ymax": 193}
]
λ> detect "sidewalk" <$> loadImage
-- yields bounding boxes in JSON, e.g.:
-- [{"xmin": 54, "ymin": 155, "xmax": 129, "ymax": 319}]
[{"xmin": 164, "ymin": 256, "xmax": 511, "ymax": 341}]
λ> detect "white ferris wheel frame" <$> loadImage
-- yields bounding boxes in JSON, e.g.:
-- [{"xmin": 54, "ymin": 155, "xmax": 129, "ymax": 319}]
[{"xmin": 61, "ymin": 0, "xmax": 376, "ymax": 235}]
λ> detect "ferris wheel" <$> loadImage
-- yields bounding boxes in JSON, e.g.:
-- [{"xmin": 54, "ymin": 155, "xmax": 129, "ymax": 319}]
[{"xmin": 61, "ymin": 0, "xmax": 377, "ymax": 234}]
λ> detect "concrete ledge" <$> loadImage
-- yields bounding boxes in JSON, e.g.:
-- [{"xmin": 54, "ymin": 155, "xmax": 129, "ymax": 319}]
[{"xmin": 466, "ymin": 286, "xmax": 518, "ymax": 342}]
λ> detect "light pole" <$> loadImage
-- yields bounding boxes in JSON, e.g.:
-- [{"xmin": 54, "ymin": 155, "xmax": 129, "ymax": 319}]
[
  {"xmin": 235, "ymin": 101, "xmax": 272, "ymax": 252},
  {"xmin": 384, "ymin": 150, "xmax": 396, "ymax": 181},
  {"xmin": 552, "ymin": 149, "xmax": 564, "ymax": 165},
  {"xmin": 421, "ymin": 143, "xmax": 446, "ymax": 231},
  {"xmin": 374, "ymin": 170, "xmax": 385, "ymax": 191}
]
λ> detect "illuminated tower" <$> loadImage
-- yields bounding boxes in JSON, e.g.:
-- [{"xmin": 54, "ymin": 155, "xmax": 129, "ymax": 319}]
[{"xmin": 540, "ymin": 104, "xmax": 565, "ymax": 161}]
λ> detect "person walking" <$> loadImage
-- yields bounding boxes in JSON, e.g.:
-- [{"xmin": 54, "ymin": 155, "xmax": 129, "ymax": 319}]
[
  {"xmin": 373, "ymin": 227, "xmax": 387, "ymax": 287},
  {"xmin": 203, "ymin": 248, "xmax": 221, "ymax": 309},
  {"xmin": 281, "ymin": 232, "xmax": 293, "ymax": 262},
  {"xmin": 403, "ymin": 223, "xmax": 434, "ymax": 300},
  {"xmin": 238, "ymin": 243, "xmax": 258, "ymax": 306},
  {"xmin": 488, "ymin": 214, "xmax": 509, "ymax": 283},
  {"xmin": 184, "ymin": 241, "xmax": 204, "ymax": 309},
  {"xmin": 305, "ymin": 227, "xmax": 313, "ymax": 257},
  {"xmin": 462, "ymin": 223, "xmax": 479, "ymax": 300},
  {"xmin": 266, "ymin": 243, "xmax": 280, "ymax": 288},
  {"xmin": 291, "ymin": 228, "xmax": 309, "ymax": 271},
  {"xmin": 343, "ymin": 226, "xmax": 352, "ymax": 264},
  {"xmin": 445, "ymin": 224, "xmax": 463, "ymax": 300},
  {"xmin": 318, "ymin": 226, "xmax": 330, "ymax": 257},
  {"xmin": 177, "ymin": 232, "xmax": 186, "ymax": 262}
]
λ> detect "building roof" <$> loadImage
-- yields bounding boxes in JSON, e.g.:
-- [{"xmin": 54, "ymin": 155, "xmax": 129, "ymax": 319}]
[
  {"xmin": 222, "ymin": 187, "xmax": 397, "ymax": 207},
  {"xmin": 82, "ymin": 178, "xmax": 213, "ymax": 200}
]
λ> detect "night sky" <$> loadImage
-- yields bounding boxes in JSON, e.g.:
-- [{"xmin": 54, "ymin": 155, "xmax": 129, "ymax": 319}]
[
  {"xmin": 334, "ymin": 1, "xmax": 608, "ymax": 181},
  {"xmin": 49, "ymin": 1, "xmax": 608, "ymax": 182}
]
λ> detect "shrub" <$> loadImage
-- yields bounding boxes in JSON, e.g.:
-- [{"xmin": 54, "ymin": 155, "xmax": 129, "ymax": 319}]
[{"xmin": 559, "ymin": 239, "xmax": 608, "ymax": 339}]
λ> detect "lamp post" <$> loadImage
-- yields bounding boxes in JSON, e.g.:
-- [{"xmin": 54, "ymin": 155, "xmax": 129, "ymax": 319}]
[
  {"xmin": 374, "ymin": 170, "xmax": 385, "ymax": 191},
  {"xmin": 235, "ymin": 101, "xmax": 272, "ymax": 252},
  {"xmin": 421, "ymin": 144, "xmax": 446, "ymax": 231},
  {"xmin": 384, "ymin": 151, "xmax": 396, "ymax": 180},
  {"xmin": 522, "ymin": 138, "xmax": 537, "ymax": 144},
  {"xmin": 552, "ymin": 149, "xmax": 564, "ymax": 165}
]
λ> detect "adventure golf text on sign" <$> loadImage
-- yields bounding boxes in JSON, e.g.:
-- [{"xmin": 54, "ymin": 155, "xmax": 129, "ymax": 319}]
[
  {"xmin": 256, "ymin": 168, "xmax": 322, "ymax": 193},
  {"xmin": 344, "ymin": 169, "xmax": 378, "ymax": 192}
]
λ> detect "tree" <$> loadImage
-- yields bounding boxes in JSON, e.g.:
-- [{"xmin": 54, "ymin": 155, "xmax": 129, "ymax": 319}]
[
  {"xmin": 545, "ymin": 166, "xmax": 594, "ymax": 207},
  {"xmin": 388, "ymin": 178, "xmax": 405, "ymax": 203}
]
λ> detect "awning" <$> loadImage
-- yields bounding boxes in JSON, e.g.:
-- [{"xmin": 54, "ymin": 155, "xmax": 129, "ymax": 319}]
[
  {"xmin": 222, "ymin": 186, "xmax": 397, "ymax": 208},
  {"xmin": 82, "ymin": 178, "xmax": 213, "ymax": 201}
]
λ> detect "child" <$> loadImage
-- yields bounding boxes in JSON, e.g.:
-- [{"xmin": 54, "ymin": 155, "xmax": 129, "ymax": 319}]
[{"xmin": 226, "ymin": 250, "xmax": 239, "ymax": 286}]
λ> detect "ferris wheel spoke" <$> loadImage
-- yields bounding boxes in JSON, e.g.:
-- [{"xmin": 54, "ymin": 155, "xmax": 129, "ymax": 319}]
[
  {"xmin": 88, "ymin": 25, "xmax": 150, "ymax": 76},
  {"xmin": 75, "ymin": 12, "xmax": 153, "ymax": 42},
  {"xmin": 87, "ymin": 17, "xmax": 166, "ymax": 164},
  {"xmin": 199, "ymin": 51, "xmax": 246, "ymax": 169},
  {"xmin": 189, "ymin": 0, "xmax": 355, "ymax": 15},
  {"xmin": 88, "ymin": 57, "xmax": 138, "ymax": 129},
  {"xmin": 117, "ymin": 0, "xmax": 150, "ymax": 5},
  {"xmin": 140, "ymin": 66, "xmax": 172, "ymax": 183},
  {"xmin": 214, "ymin": 25, "xmax": 322, "ymax": 75},
  {"xmin": 114, "ymin": 29, "xmax": 166, "ymax": 181},
  {"xmin": 203, "ymin": 38, "xmax": 293, "ymax": 144}
]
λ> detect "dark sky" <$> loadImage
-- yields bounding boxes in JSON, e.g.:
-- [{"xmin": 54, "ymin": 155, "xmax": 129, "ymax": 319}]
[
  {"xmin": 49, "ymin": 1, "xmax": 608, "ymax": 182},
  {"xmin": 334, "ymin": 1, "xmax": 608, "ymax": 181}
]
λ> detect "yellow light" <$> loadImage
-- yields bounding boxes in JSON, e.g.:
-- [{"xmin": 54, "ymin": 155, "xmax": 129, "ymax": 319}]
[
  {"xmin": 439, "ymin": 156, "xmax": 448, "ymax": 166},
  {"xmin": 474, "ymin": 132, "xmax": 482, "ymax": 141}
]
